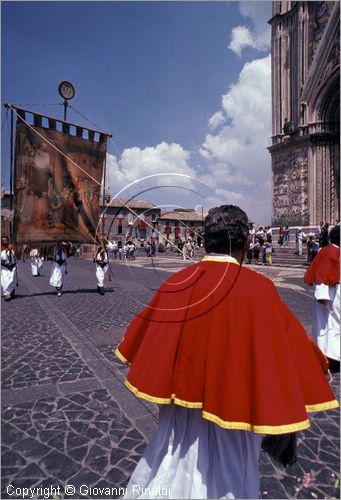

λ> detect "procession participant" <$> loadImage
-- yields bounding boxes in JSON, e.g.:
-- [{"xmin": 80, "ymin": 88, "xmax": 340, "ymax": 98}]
[
  {"xmin": 182, "ymin": 239, "xmax": 189, "ymax": 261},
  {"xmin": 278, "ymin": 226, "xmax": 285, "ymax": 246},
  {"xmin": 111, "ymin": 240, "xmax": 118, "ymax": 260},
  {"xmin": 320, "ymin": 223, "xmax": 330, "ymax": 247},
  {"xmin": 264, "ymin": 239, "xmax": 273, "ymax": 266},
  {"xmin": 22, "ymin": 244, "xmax": 30, "ymax": 262},
  {"xmin": 307, "ymin": 235, "xmax": 319, "ymax": 263},
  {"xmin": 248, "ymin": 223, "xmax": 255, "ymax": 244},
  {"xmin": 295, "ymin": 227, "xmax": 306, "ymax": 256},
  {"xmin": 282, "ymin": 225, "xmax": 290, "ymax": 246},
  {"xmin": 29, "ymin": 246, "xmax": 42, "ymax": 277},
  {"xmin": 304, "ymin": 225, "xmax": 340, "ymax": 367},
  {"xmin": 49, "ymin": 240, "xmax": 68, "ymax": 297},
  {"xmin": 94, "ymin": 237, "xmax": 113, "ymax": 295},
  {"xmin": 1, "ymin": 236, "xmax": 18, "ymax": 302},
  {"xmin": 115, "ymin": 205, "xmax": 338, "ymax": 500},
  {"xmin": 253, "ymin": 237, "xmax": 261, "ymax": 264},
  {"xmin": 265, "ymin": 225, "xmax": 272, "ymax": 243},
  {"xmin": 246, "ymin": 233, "xmax": 254, "ymax": 264}
]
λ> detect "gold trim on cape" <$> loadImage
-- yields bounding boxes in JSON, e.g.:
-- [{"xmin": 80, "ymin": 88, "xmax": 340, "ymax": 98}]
[
  {"xmin": 202, "ymin": 255, "xmax": 239, "ymax": 264},
  {"xmin": 305, "ymin": 400, "xmax": 339, "ymax": 412},
  {"xmin": 122, "ymin": 379, "xmax": 339, "ymax": 435},
  {"xmin": 114, "ymin": 348, "xmax": 130, "ymax": 366}
]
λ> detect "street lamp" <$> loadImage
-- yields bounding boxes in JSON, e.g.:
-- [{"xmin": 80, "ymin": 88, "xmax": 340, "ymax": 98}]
[{"xmin": 58, "ymin": 81, "xmax": 76, "ymax": 121}]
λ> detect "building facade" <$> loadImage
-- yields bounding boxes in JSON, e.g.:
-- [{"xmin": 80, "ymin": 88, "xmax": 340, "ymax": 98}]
[
  {"xmin": 101, "ymin": 198, "xmax": 161, "ymax": 244},
  {"xmin": 158, "ymin": 209, "xmax": 205, "ymax": 244},
  {"xmin": 1, "ymin": 191, "xmax": 14, "ymax": 238},
  {"xmin": 269, "ymin": 1, "xmax": 340, "ymax": 226},
  {"xmin": 100, "ymin": 199, "xmax": 204, "ymax": 246}
]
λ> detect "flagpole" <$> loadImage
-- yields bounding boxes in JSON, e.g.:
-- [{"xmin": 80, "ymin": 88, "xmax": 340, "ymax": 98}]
[
  {"xmin": 102, "ymin": 154, "xmax": 107, "ymax": 237},
  {"xmin": 9, "ymin": 107, "xmax": 14, "ymax": 242}
]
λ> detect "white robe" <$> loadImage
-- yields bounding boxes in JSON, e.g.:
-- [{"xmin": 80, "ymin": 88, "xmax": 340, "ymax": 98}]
[
  {"xmin": 95, "ymin": 248, "xmax": 110, "ymax": 287},
  {"xmin": 30, "ymin": 249, "xmax": 42, "ymax": 276},
  {"xmin": 124, "ymin": 405, "xmax": 262, "ymax": 500},
  {"xmin": 49, "ymin": 248, "xmax": 67, "ymax": 288},
  {"xmin": 96, "ymin": 263, "xmax": 109, "ymax": 287},
  {"xmin": 312, "ymin": 283, "xmax": 340, "ymax": 361},
  {"xmin": 1, "ymin": 249, "xmax": 17, "ymax": 298}
]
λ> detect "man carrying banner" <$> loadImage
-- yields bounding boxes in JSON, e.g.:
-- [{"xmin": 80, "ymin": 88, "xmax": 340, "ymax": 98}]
[
  {"xmin": 94, "ymin": 237, "xmax": 113, "ymax": 295},
  {"xmin": 115, "ymin": 205, "xmax": 338, "ymax": 500},
  {"xmin": 29, "ymin": 246, "xmax": 43, "ymax": 277},
  {"xmin": 1, "ymin": 236, "xmax": 18, "ymax": 302},
  {"xmin": 49, "ymin": 240, "xmax": 68, "ymax": 296}
]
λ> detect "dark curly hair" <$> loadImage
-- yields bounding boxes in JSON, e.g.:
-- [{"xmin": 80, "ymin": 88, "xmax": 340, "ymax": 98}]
[{"xmin": 204, "ymin": 205, "xmax": 249, "ymax": 253}]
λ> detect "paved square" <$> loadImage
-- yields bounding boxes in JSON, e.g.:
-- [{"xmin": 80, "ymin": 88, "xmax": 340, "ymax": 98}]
[{"xmin": 1, "ymin": 256, "xmax": 339, "ymax": 499}]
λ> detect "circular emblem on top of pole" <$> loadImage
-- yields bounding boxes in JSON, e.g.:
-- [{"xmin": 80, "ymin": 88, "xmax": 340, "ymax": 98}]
[{"xmin": 58, "ymin": 81, "xmax": 76, "ymax": 100}]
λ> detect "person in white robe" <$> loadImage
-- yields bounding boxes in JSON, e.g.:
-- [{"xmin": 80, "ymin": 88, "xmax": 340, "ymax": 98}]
[
  {"xmin": 295, "ymin": 227, "xmax": 306, "ymax": 256},
  {"xmin": 1, "ymin": 236, "xmax": 18, "ymax": 302},
  {"xmin": 94, "ymin": 238, "xmax": 113, "ymax": 295},
  {"xmin": 309, "ymin": 226, "xmax": 340, "ymax": 365},
  {"xmin": 49, "ymin": 241, "xmax": 68, "ymax": 296},
  {"xmin": 124, "ymin": 404, "xmax": 262, "ymax": 499},
  {"xmin": 30, "ymin": 247, "xmax": 43, "ymax": 276},
  {"xmin": 118, "ymin": 205, "xmax": 339, "ymax": 500},
  {"xmin": 312, "ymin": 281, "xmax": 340, "ymax": 363}
]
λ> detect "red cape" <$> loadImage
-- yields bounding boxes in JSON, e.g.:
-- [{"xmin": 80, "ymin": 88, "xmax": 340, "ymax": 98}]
[
  {"xmin": 116, "ymin": 256, "xmax": 338, "ymax": 434},
  {"xmin": 304, "ymin": 244, "xmax": 340, "ymax": 286}
]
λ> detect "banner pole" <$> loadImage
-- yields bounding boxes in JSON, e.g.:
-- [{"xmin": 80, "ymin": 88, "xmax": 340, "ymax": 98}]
[
  {"xmin": 9, "ymin": 108, "xmax": 14, "ymax": 242},
  {"xmin": 102, "ymin": 153, "xmax": 107, "ymax": 237}
]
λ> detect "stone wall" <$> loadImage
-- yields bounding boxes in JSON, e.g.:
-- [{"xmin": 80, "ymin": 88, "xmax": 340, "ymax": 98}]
[{"xmin": 271, "ymin": 139, "xmax": 309, "ymax": 226}]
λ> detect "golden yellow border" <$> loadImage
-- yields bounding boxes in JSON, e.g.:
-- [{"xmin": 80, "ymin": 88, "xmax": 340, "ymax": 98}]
[
  {"xmin": 305, "ymin": 400, "xmax": 339, "ymax": 412},
  {"xmin": 125, "ymin": 379, "xmax": 171, "ymax": 403},
  {"xmin": 123, "ymin": 379, "xmax": 339, "ymax": 434},
  {"xmin": 202, "ymin": 255, "xmax": 239, "ymax": 264},
  {"xmin": 114, "ymin": 348, "xmax": 131, "ymax": 366},
  {"xmin": 202, "ymin": 410, "xmax": 311, "ymax": 434}
]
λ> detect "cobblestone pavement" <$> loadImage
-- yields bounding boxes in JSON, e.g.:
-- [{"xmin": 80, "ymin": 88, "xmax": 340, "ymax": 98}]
[{"xmin": 1, "ymin": 256, "xmax": 339, "ymax": 499}]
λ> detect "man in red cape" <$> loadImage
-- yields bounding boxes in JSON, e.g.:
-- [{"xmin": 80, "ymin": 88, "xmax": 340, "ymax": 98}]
[
  {"xmin": 304, "ymin": 224, "xmax": 340, "ymax": 368},
  {"xmin": 115, "ymin": 205, "xmax": 338, "ymax": 499}
]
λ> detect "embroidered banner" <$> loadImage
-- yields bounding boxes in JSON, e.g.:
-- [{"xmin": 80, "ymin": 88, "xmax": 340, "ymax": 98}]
[{"xmin": 13, "ymin": 113, "xmax": 108, "ymax": 244}]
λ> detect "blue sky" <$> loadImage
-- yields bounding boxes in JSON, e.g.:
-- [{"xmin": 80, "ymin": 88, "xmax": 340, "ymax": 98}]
[{"xmin": 2, "ymin": 1, "xmax": 272, "ymax": 223}]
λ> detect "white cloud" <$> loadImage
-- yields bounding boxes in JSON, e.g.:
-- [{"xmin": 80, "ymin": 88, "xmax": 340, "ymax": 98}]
[
  {"xmin": 106, "ymin": 56, "xmax": 272, "ymax": 223},
  {"xmin": 106, "ymin": 142, "xmax": 202, "ymax": 208},
  {"xmin": 228, "ymin": 26, "xmax": 254, "ymax": 56},
  {"xmin": 215, "ymin": 188, "xmax": 243, "ymax": 201},
  {"xmin": 208, "ymin": 111, "xmax": 226, "ymax": 131},
  {"xmin": 198, "ymin": 55, "xmax": 272, "ymax": 223},
  {"xmin": 228, "ymin": 1, "xmax": 271, "ymax": 56}
]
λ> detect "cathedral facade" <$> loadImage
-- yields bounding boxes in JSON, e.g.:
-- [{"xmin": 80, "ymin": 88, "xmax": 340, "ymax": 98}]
[{"xmin": 269, "ymin": 1, "xmax": 340, "ymax": 226}]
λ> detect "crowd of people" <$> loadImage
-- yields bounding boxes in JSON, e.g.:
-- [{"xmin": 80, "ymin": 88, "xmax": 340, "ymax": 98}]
[
  {"xmin": 246, "ymin": 225, "xmax": 273, "ymax": 265},
  {"xmin": 245, "ymin": 221, "xmax": 339, "ymax": 265}
]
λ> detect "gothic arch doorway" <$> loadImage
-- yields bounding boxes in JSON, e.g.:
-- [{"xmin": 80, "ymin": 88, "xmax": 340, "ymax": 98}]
[{"xmin": 310, "ymin": 70, "xmax": 340, "ymax": 224}]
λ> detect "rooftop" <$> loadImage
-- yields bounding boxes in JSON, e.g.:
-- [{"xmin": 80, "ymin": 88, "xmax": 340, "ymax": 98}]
[
  {"xmin": 104, "ymin": 198, "xmax": 157, "ymax": 210},
  {"xmin": 159, "ymin": 209, "xmax": 206, "ymax": 222}
]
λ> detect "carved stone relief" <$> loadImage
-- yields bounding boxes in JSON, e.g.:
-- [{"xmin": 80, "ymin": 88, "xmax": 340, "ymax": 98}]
[
  {"xmin": 272, "ymin": 150, "xmax": 309, "ymax": 226},
  {"xmin": 270, "ymin": 2, "xmax": 339, "ymax": 227}
]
